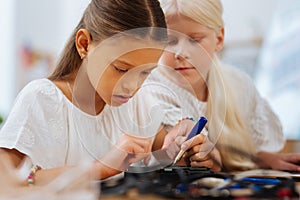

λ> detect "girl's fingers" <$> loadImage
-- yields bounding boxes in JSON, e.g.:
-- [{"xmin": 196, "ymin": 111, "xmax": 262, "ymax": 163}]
[
  {"xmin": 162, "ymin": 123, "xmax": 187, "ymax": 149},
  {"xmin": 189, "ymin": 151, "xmax": 211, "ymax": 162},
  {"xmin": 181, "ymin": 134, "xmax": 206, "ymax": 151},
  {"xmin": 143, "ymin": 154, "xmax": 151, "ymax": 165},
  {"xmin": 174, "ymin": 136, "xmax": 187, "ymax": 147},
  {"xmin": 284, "ymin": 153, "xmax": 300, "ymax": 164},
  {"xmin": 274, "ymin": 161, "xmax": 300, "ymax": 172},
  {"xmin": 117, "ymin": 134, "xmax": 152, "ymax": 154},
  {"xmin": 127, "ymin": 153, "xmax": 150, "ymax": 164},
  {"xmin": 190, "ymin": 159, "xmax": 214, "ymax": 168},
  {"xmin": 189, "ymin": 151, "xmax": 222, "ymax": 172},
  {"xmin": 186, "ymin": 140, "xmax": 215, "ymax": 158}
]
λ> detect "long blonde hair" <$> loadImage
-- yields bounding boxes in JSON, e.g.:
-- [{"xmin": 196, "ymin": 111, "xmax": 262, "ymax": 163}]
[{"xmin": 159, "ymin": 0, "xmax": 257, "ymax": 171}]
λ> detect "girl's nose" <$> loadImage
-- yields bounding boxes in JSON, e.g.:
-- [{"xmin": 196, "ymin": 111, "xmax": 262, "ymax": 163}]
[
  {"xmin": 174, "ymin": 43, "xmax": 190, "ymax": 61},
  {"xmin": 122, "ymin": 80, "xmax": 137, "ymax": 95},
  {"xmin": 121, "ymin": 74, "xmax": 143, "ymax": 95}
]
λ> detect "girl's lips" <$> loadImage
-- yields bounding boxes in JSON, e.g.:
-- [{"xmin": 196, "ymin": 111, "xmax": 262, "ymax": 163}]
[
  {"xmin": 175, "ymin": 67, "xmax": 195, "ymax": 71},
  {"xmin": 112, "ymin": 95, "xmax": 131, "ymax": 104}
]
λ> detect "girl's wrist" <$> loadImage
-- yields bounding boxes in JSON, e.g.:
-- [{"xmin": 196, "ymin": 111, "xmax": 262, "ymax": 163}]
[
  {"xmin": 92, "ymin": 160, "xmax": 121, "ymax": 180},
  {"xmin": 27, "ymin": 165, "xmax": 42, "ymax": 186},
  {"xmin": 176, "ymin": 117, "xmax": 196, "ymax": 125},
  {"xmin": 91, "ymin": 161, "xmax": 103, "ymax": 180}
]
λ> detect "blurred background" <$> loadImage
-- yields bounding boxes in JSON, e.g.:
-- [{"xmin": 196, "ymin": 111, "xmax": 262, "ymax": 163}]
[{"xmin": 0, "ymin": 0, "xmax": 299, "ymax": 139}]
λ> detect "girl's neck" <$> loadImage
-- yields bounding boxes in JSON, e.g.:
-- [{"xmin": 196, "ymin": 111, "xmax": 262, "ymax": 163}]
[
  {"xmin": 68, "ymin": 80, "xmax": 105, "ymax": 115},
  {"xmin": 190, "ymin": 78, "xmax": 208, "ymax": 102},
  {"xmin": 64, "ymin": 70, "xmax": 105, "ymax": 115}
]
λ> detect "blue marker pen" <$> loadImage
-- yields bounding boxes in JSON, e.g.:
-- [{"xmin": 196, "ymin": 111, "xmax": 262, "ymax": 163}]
[
  {"xmin": 241, "ymin": 177, "xmax": 281, "ymax": 185},
  {"xmin": 172, "ymin": 116, "xmax": 208, "ymax": 165}
]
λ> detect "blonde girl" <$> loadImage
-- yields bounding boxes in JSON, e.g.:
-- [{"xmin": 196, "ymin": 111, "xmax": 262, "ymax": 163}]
[{"xmin": 149, "ymin": 0, "xmax": 299, "ymax": 172}]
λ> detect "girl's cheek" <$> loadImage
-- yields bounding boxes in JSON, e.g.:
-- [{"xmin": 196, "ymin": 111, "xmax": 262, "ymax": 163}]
[{"xmin": 159, "ymin": 54, "xmax": 172, "ymax": 66}]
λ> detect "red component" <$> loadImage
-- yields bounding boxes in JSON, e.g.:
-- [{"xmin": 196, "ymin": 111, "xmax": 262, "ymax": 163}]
[{"xmin": 277, "ymin": 187, "xmax": 292, "ymax": 198}]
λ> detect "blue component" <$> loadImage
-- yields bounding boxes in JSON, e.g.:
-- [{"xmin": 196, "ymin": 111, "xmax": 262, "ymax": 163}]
[{"xmin": 241, "ymin": 177, "xmax": 281, "ymax": 185}]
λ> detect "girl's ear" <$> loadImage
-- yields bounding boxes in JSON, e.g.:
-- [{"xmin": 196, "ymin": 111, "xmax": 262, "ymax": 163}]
[
  {"xmin": 75, "ymin": 29, "xmax": 92, "ymax": 59},
  {"xmin": 215, "ymin": 28, "xmax": 224, "ymax": 52}
]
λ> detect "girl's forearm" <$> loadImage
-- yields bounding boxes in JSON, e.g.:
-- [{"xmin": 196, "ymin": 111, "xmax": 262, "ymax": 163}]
[
  {"xmin": 92, "ymin": 160, "xmax": 121, "ymax": 180},
  {"xmin": 29, "ymin": 161, "xmax": 122, "ymax": 187},
  {"xmin": 33, "ymin": 166, "xmax": 74, "ymax": 186}
]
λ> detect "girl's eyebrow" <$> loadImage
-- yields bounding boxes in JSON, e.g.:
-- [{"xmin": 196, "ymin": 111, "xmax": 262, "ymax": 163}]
[
  {"xmin": 189, "ymin": 33, "xmax": 205, "ymax": 37},
  {"xmin": 114, "ymin": 60, "xmax": 136, "ymax": 68},
  {"xmin": 167, "ymin": 32, "xmax": 205, "ymax": 38}
]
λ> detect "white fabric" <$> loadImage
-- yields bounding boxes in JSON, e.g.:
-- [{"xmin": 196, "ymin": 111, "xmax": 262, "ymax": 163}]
[
  {"xmin": 0, "ymin": 151, "xmax": 98, "ymax": 200},
  {"xmin": 0, "ymin": 78, "xmax": 160, "ymax": 169},
  {"xmin": 135, "ymin": 65, "xmax": 285, "ymax": 152}
]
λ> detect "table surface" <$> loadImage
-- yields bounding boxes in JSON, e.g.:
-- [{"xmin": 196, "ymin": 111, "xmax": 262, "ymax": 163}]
[
  {"xmin": 99, "ymin": 172, "xmax": 300, "ymax": 199},
  {"xmin": 100, "ymin": 140, "xmax": 300, "ymax": 199}
]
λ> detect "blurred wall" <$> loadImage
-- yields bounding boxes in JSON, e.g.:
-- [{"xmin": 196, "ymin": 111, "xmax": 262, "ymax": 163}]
[
  {"xmin": 0, "ymin": 0, "xmax": 278, "ymax": 113},
  {"xmin": 256, "ymin": 0, "xmax": 300, "ymax": 138},
  {"xmin": 0, "ymin": 0, "xmax": 89, "ymax": 117},
  {"xmin": 223, "ymin": 0, "xmax": 277, "ymax": 43},
  {"xmin": 4, "ymin": 0, "xmax": 297, "ymax": 139},
  {"xmin": 221, "ymin": 0, "xmax": 278, "ymax": 76},
  {"xmin": 0, "ymin": 0, "xmax": 16, "ymax": 116}
]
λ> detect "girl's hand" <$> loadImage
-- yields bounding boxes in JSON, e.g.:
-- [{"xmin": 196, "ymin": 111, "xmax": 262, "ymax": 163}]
[
  {"xmin": 115, "ymin": 133, "xmax": 152, "ymax": 164},
  {"xmin": 185, "ymin": 137, "xmax": 222, "ymax": 172},
  {"xmin": 162, "ymin": 119, "xmax": 195, "ymax": 149},
  {"xmin": 161, "ymin": 119, "xmax": 195, "ymax": 160},
  {"xmin": 99, "ymin": 133, "xmax": 152, "ymax": 177},
  {"xmin": 257, "ymin": 151, "xmax": 300, "ymax": 172},
  {"xmin": 161, "ymin": 119, "xmax": 222, "ymax": 171}
]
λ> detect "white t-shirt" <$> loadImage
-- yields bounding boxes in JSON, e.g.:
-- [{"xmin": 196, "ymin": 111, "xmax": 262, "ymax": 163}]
[
  {"xmin": 0, "ymin": 79, "xmax": 161, "ymax": 169},
  {"xmin": 136, "ymin": 66, "xmax": 285, "ymax": 153}
]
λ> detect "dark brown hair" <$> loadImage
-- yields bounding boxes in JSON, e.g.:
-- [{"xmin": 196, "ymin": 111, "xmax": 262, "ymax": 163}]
[{"xmin": 49, "ymin": 0, "xmax": 167, "ymax": 80}]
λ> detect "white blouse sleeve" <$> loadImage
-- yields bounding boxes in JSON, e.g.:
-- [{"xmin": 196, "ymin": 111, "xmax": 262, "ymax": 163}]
[
  {"xmin": 0, "ymin": 79, "xmax": 69, "ymax": 168},
  {"xmin": 249, "ymin": 85, "xmax": 285, "ymax": 152},
  {"xmin": 136, "ymin": 69, "xmax": 207, "ymax": 133},
  {"xmin": 231, "ymin": 68, "xmax": 285, "ymax": 153}
]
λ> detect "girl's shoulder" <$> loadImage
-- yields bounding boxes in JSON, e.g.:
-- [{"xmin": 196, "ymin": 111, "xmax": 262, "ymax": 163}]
[
  {"xmin": 22, "ymin": 78, "xmax": 56, "ymax": 91},
  {"xmin": 16, "ymin": 78, "xmax": 65, "ymax": 105}
]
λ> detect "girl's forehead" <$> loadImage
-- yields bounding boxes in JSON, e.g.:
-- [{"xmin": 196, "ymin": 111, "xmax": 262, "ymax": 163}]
[
  {"xmin": 166, "ymin": 13, "xmax": 196, "ymax": 24},
  {"xmin": 110, "ymin": 35, "xmax": 165, "ymax": 48},
  {"xmin": 88, "ymin": 40, "xmax": 164, "ymax": 69},
  {"xmin": 167, "ymin": 24, "xmax": 211, "ymax": 38},
  {"xmin": 114, "ymin": 48, "xmax": 163, "ymax": 67},
  {"xmin": 167, "ymin": 15, "xmax": 206, "ymax": 30}
]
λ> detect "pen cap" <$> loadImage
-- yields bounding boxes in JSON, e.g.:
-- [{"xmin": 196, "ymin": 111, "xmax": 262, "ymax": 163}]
[{"xmin": 186, "ymin": 116, "xmax": 207, "ymax": 140}]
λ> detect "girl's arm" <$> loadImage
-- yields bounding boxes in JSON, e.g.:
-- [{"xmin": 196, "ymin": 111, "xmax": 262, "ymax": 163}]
[
  {"xmin": 2, "ymin": 148, "xmax": 25, "ymax": 167},
  {"xmin": 1, "ymin": 148, "xmax": 73, "ymax": 186},
  {"xmin": 1, "ymin": 133, "xmax": 153, "ymax": 186},
  {"xmin": 152, "ymin": 125, "xmax": 168, "ymax": 151}
]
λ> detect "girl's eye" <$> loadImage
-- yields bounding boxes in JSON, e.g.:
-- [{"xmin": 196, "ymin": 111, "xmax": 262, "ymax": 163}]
[
  {"xmin": 114, "ymin": 65, "xmax": 128, "ymax": 73},
  {"xmin": 189, "ymin": 37, "xmax": 203, "ymax": 44},
  {"xmin": 141, "ymin": 71, "xmax": 151, "ymax": 76},
  {"xmin": 167, "ymin": 38, "xmax": 178, "ymax": 46},
  {"xmin": 189, "ymin": 38, "xmax": 197, "ymax": 43}
]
